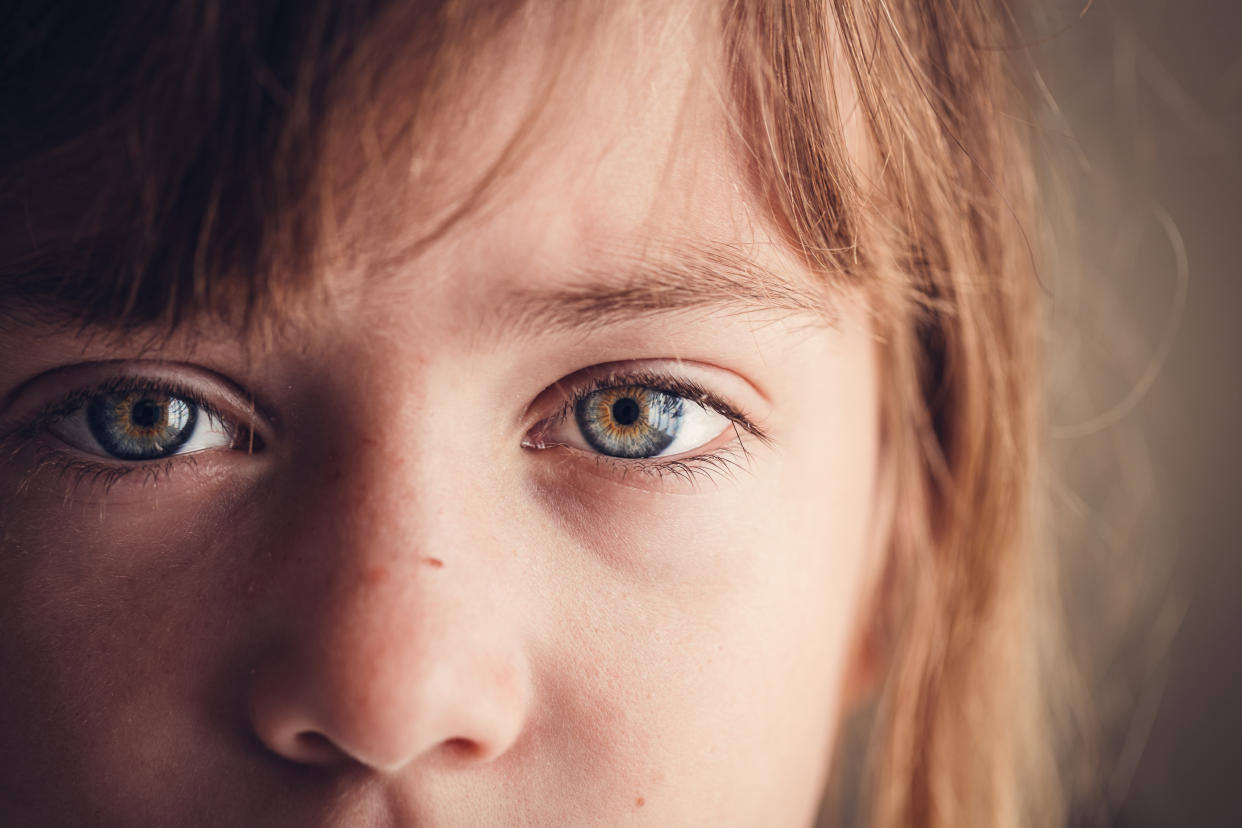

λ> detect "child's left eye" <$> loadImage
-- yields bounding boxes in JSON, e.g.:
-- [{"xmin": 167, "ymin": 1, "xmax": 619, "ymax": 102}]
[
  {"xmin": 544, "ymin": 384, "xmax": 730, "ymax": 459},
  {"xmin": 48, "ymin": 390, "xmax": 236, "ymax": 461}
]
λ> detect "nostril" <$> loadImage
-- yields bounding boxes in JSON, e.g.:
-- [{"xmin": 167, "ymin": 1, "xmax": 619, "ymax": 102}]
[
  {"xmin": 443, "ymin": 737, "xmax": 485, "ymax": 760},
  {"xmin": 292, "ymin": 731, "xmax": 349, "ymax": 765},
  {"xmin": 247, "ymin": 624, "xmax": 530, "ymax": 773}
]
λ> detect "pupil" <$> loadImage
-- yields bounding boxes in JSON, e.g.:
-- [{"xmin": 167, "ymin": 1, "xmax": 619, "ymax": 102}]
[
  {"xmin": 611, "ymin": 397, "xmax": 641, "ymax": 427},
  {"xmin": 130, "ymin": 398, "xmax": 164, "ymax": 429}
]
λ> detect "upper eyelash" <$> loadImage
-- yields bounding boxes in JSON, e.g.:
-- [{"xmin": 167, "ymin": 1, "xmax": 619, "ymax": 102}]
[{"xmin": 18, "ymin": 376, "xmax": 249, "ymax": 444}]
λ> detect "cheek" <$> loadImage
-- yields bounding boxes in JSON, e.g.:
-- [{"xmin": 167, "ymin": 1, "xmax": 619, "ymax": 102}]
[
  {"xmin": 510, "ymin": 330, "xmax": 879, "ymax": 821},
  {"xmin": 0, "ymin": 478, "xmax": 263, "ymax": 818},
  {"xmin": 526, "ymin": 419, "xmax": 876, "ymax": 821}
]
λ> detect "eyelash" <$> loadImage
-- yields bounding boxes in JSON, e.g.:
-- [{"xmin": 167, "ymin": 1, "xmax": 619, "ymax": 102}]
[
  {"xmin": 19, "ymin": 449, "xmax": 196, "ymax": 495},
  {"xmin": 12, "ymin": 377, "xmax": 256, "ymax": 493},
  {"xmin": 527, "ymin": 369, "xmax": 769, "ymax": 484}
]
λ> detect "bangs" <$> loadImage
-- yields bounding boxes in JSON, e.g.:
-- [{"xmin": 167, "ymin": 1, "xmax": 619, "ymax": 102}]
[
  {"xmin": 2, "ymin": 0, "xmax": 872, "ymax": 338},
  {"xmin": 0, "ymin": 0, "xmax": 529, "ymax": 333}
]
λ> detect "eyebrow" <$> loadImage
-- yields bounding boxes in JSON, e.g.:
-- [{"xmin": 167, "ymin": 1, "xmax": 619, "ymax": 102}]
[
  {"xmin": 0, "ymin": 243, "xmax": 837, "ymax": 344},
  {"xmin": 497, "ymin": 244, "xmax": 837, "ymax": 338}
]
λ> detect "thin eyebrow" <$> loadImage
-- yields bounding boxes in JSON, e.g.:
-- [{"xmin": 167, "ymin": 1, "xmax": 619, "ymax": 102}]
[{"xmin": 497, "ymin": 244, "xmax": 837, "ymax": 337}]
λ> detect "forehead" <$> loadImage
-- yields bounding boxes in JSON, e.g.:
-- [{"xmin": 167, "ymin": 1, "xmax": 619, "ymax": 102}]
[{"xmin": 316, "ymin": 5, "xmax": 786, "ymax": 307}]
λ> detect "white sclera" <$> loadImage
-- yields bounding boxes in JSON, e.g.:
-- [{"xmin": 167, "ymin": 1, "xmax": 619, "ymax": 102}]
[{"xmin": 651, "ymin": 399, "xmax": 730, "ymax": 456}]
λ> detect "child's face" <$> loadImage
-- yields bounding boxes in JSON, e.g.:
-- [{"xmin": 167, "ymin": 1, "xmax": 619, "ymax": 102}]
[{"xmin": 0, "ymin": 13, "xmax": 882, "ymax": 827}]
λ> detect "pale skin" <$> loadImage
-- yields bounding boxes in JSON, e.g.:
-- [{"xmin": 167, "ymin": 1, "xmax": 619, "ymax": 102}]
[{"xmin": 0, "ymin": 12, "xmax": 883, "ymax": 827}]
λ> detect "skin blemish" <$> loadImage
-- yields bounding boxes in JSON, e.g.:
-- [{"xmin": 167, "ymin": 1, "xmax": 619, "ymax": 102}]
[
  {"xmin": 422, "ymin": 557, "xmax": 444, "ymax": 569},
  {"xmin": 363, "ymin": 566, "xmax": 389, "ymax": 585},
  {"xmin": 635, "ymin": 797, "xmax": 645, "ymax": 808}
]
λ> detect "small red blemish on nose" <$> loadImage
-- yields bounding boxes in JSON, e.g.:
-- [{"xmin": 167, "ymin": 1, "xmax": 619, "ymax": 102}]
[
  {"xmin": 422, "ymin": 557, "xmax": 444, "ymax": 569},
  {"xmin": 635, "ymin": 797, "xmax": 645, "ymax": 808},
  {"xmin": 363, "ymin": 566, "xmax": 389, "ymax": 585}
]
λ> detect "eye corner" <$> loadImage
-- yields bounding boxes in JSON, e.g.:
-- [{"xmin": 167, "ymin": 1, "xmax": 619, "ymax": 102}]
[
  {"xmin": 226, "ymin": 419, "xmax": 268, "ymax": 455},
  {"xmin": 520, "ymin": 416, "xmax": 571, "ymax": 453}
]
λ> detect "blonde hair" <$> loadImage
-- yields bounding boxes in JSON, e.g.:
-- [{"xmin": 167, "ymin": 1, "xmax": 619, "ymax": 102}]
[
  {"xmin": 723, "ymin": 3, "xmax": 1057, "ymax": 825},
  {"xmin": 0, "ymin": 2, "xmax": 1059, "ymax": 824}
]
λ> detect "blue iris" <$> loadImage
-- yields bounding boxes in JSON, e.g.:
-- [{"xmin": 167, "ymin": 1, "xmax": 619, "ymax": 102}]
[
  {"xmin": 574, "ymin": 386, "xmax": 685, "ymax": 458},
  {"xmin": 86, "ymin": 391, "xmax": 197, "ymax": 460}
]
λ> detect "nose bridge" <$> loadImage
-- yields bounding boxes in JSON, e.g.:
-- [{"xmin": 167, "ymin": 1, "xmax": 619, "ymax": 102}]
[
  {"xmin": 247, "ymin": 387, "xmax": 530, "ymax": 773},
  {"xmin": 302, "ymin": 359, "xmax": 489, "ymax": 569}
]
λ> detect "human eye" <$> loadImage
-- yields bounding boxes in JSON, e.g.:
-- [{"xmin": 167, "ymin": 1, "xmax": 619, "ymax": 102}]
[
  {"xmin": 523, "ymin": 364, "xmax": 769, "ymax": 484},
  {"xmin": 2, "ymin": 366, "xmax": 264, "ymax": 492},
  {"xmin": 47, "ymin": 385, "xmax": 236, "ymax": 461}
]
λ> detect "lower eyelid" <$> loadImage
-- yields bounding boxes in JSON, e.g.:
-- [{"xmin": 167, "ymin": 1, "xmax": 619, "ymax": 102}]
[
  {"xmin": 10, "ymin": 435, "xmax": 263, "ymax": 502},
  {"xmin": 533, "ymin": 424, "xmax": 755, "ymax": 484},
  {"xmin": 567, "ymin": 444, "xmax": 758, "ymax": 493}
]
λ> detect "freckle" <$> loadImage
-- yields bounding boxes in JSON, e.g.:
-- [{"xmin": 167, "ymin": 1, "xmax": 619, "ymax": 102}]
[
  {"xmin": 635, "ymin": 797, "xmax": 645, "ymax": 808},
  {"xmin": 423, "ymin": 557, "xmax": 444, "ymax": 569}
]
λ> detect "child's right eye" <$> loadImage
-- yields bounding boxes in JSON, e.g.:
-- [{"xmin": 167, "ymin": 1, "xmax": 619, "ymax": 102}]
[{"xmin": 47, "ymin": 388, "xmax": 237, "ymax": 461}]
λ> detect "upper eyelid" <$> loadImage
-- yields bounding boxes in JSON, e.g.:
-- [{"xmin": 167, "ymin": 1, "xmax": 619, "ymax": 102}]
[
  {"xmin": 576, "ymin": 374, "xmax": 765, "ymax": 439},
  {"xmin": 2, "ymin": 363, "xmax": 271, "ymax": 443},
  {"xmin": 547, "ymin": 372, "xmax": 717, "ymax": 422},
  {"xmin": 528, "ymin": 358, "xmax": 769, "ymax": 408},
  {"xmin": 35, "ymin": 382, "xmax": 237, "ymax": 436},
  {"xmin": 41, "ymin": 381, "xmax": 225, "ymax": 423}
]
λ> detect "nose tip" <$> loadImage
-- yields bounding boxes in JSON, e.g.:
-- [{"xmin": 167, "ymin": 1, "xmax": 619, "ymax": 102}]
[
  {"xmin": 247, "ymin": 627, "xmax": 529, "ymax": 774},
  {"xmin": 243, "ymin": 422, "xmax": 531, "ymax": 775}
]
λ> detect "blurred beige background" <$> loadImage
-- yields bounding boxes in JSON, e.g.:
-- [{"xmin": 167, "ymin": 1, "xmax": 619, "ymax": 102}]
[{"xmin": 1033, "ymin": 1, "xmax": 1241, "ymax": 825}]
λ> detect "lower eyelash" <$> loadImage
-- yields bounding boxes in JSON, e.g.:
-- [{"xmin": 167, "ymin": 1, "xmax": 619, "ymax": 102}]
[
  {"xmin": 586, "ymin": 442, "xmax": 756, "ymax": 487},
  {"xmin": 11, "ymin": 442, "xmax": 194, "ymax": 497}
]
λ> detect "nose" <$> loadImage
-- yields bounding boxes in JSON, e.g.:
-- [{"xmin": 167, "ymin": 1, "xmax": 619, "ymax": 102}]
[
  {"xmin": 246, "ymin": 442, "xmax": 531, "ymax": 773},
  {"xmin": 248, "ymin": 593, "xmax": 530, "ymax": 773}
]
